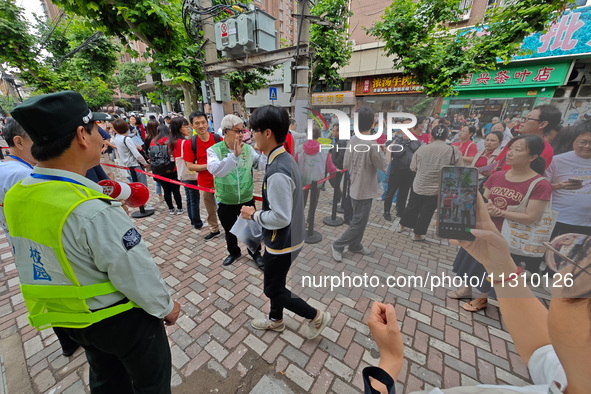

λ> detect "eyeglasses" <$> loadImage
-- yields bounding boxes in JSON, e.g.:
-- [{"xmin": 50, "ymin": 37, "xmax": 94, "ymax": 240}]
[
  {"xmin": 525, "ymin": 117, "xmax": 541, "ymax": 122},
  {"xmin": 227, "ymin": 128, "xmax": 245, "ymax": 134},
  {"xmin": 543, "ymin": 233, "xmax": 591, "ymax": 275},
  {"xmin": 575, "ymin": 139, "xmax": 591, "ymax": 147}
]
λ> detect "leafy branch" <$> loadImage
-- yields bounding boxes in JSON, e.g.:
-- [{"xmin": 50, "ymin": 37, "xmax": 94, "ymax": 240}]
[{"xmin": 367, "ymin": 0, "xmax": 570, "ymax": 96}]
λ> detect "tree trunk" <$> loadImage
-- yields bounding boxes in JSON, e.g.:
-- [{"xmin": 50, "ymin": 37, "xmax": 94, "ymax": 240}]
[
  {"xmin": 239, "ymin": 94, "xmax": 247, "ymax": 117},
  {"xmin": 180, "ymin": 82, "xmax": 199, "ymax": 118}
]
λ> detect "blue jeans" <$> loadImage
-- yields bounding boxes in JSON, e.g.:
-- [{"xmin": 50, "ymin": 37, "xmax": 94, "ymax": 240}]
[{"xmin": 184, "ymin": 181, "xmax": 202, "ymax": 228}]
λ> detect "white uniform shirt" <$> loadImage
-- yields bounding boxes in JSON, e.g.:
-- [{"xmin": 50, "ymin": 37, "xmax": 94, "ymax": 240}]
[{"xmin": 13, "ymin": 168, "xmax": 173, "ymax": 318}]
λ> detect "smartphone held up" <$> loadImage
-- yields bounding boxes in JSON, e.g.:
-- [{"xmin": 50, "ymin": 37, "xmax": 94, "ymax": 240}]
[{"xmin": 437, "ymin": 166, "xmax": 479, "ymax": 241}]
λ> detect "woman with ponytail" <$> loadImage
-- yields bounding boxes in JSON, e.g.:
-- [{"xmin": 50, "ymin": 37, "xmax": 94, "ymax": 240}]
[{"xmin": 448, "ymin": 135, "xmax": 552, "ymax": 312}]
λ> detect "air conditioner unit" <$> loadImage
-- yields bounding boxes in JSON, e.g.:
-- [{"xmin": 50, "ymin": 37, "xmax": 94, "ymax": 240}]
[
  {"xmin": 576, "ymin": 84, "xmax": 591, "ymax": 98},
  {"xmin": 554, "ymin": 86, "xmax": 574, "ymax": 98},
  {"xmin": 569, "ymin": 66, "xmax": 586, "ymax": 83}
]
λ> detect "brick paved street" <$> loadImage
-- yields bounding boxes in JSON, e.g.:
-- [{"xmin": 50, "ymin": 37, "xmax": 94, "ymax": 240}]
[{"xmin": 0, "ymin": 163, "xmax": 548, "ymax": 393}]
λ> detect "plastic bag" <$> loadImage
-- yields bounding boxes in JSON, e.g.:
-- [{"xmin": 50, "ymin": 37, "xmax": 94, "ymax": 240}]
[{"xmin": 230, "ymin": 216, "xmax": 263, "ymax": 254}]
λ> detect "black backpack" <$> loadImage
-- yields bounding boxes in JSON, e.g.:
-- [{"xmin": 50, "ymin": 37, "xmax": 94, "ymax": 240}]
[
  {"xmin": 148, "ymin": 143, "xmax": 175, "ymax": 175},
  {"xmin": 191, "ymin": 132, "xmax": 221, "ymax": 158}
]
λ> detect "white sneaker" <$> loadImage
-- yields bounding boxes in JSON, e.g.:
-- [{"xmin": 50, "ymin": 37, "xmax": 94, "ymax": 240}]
[
  {"xmin": 176, "ymin": 208, "xmax": 185, "ymax": 215},
  {"xmin": 251, "ymin": 317, "xmax": 285, "ymax": 332},
  {"xmin": 397, "ymin": 225, "xmax": 407, "ymax": 233},
  {"xmin": 306, "ymin": 311, "xmax": 331, "ymax": 339},
  {"xmin": 331, "ymin": 244, "xmax": 342, "ymax": 262},
  {"xmin": 169, "ymin": 209, "xmax": 175, "ymax": 215}
]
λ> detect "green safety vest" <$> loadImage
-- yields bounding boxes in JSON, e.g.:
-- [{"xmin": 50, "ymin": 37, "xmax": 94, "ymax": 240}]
[
  {"xmin": 211, "ymin": 141, "xmax": 254, "ymax": 204},
  {"xmin": 4, "ymin": 180, "xmax": 137, "ymax": 330}
]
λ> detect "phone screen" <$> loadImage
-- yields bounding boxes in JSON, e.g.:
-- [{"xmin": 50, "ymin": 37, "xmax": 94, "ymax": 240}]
[{"xmin": 437, "ymin": 166, "xmax": 479, "ymax": 240}]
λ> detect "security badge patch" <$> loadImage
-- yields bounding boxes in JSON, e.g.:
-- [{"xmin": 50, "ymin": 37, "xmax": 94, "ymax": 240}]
[{"xmin": 122, "ymin": 228, "xmax": 142, "ymax": 250}]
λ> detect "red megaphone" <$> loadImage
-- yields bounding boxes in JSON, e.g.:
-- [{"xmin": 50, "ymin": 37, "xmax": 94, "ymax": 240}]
[{"xmin": 98, "ymin": 180, "xmax": 150, "ymax": 208}]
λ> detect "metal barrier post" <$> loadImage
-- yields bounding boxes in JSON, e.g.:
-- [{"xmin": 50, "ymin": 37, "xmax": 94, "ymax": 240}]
[
  {"xmin": 129, "ymin": 167, "xmax": 154, "ymax": 218},
  {"xmin": 323, "ymin": 171, "xmax": 344, "ymax": 226},
  {"xmin": 305, "ymin": 180, "xmax": 322, "ymax": 244}
]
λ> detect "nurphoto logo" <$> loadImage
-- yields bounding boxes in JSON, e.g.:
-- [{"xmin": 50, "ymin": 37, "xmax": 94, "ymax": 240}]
[
  {"xmin": 306, "ymin": 108, "xmax": 418, "ymax": 141},
  {"xmin": 306, "ymin": 108, "xmax": 418, "ymax": 153}
]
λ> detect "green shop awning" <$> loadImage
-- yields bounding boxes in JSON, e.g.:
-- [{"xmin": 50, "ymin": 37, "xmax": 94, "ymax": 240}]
[{"xmin": 454, "ymin": 61, "xmax": 571, "ymax": 91}]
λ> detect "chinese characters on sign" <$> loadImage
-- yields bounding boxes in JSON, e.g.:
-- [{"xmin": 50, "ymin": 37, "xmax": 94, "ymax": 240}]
[
  {"xmin": 538, "ymin": 12, "xmax": 585, "ymax": 53},
  {"xmin": 311, "ymin": 91, "xmax": 355, "ymax": 106},
  {"xmin": 462, "ymin": 7, "xmax": 591, "ymax": 61},
  {"xmin": 455, "ymin": 61, "xmax": 570, "ymax": 90},
  {"xmin": 356, "ymin": 74, "xmax": 424, "ymax": 95}
]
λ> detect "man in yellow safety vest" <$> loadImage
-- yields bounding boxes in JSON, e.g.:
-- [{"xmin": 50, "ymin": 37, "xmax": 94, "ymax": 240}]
[{"xmin": 5, "ymin": 91, "xmax": 181, "ymax": 393}]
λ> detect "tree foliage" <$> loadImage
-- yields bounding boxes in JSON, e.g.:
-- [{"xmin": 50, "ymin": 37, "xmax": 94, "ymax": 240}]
[
  {"xmin": 0, "ymin": 0, "xmax": 56, "ymax": 90},
  {"xmin": 0, "ymin": 0, "xmax": 120, "ymax": 108},
  {"xmin": 115, "ymin": 61, "xmax": 149, "ymax": 96},
  {"xmin": 50, "ymin": 0, "xmax": 205, "ymax": 114},
  {"xmin": 367, "ymin": 0, "xmax": 570, "ymax": 96},
  {"xmin": 226, "ymin": 69, "xmax": 273, "ymax": 115},
  {"xmin": 309, "ymin": 0, "xmax": 353, "ymax": 93}
]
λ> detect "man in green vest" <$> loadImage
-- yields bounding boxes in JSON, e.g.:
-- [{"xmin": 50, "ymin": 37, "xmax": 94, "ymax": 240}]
[
  {"xmin": 5, "ymin": 91, "xmax": 181, "ymax": 393},
  {"xmin": 207, "ymin": 114, "xmax": 266, "ymax": 268}
]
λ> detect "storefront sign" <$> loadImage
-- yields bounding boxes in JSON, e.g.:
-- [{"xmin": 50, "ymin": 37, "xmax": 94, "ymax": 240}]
[
  {"xmin": 355, "ymin": 74, "xmax": 423, "ymax": 95},
  {"xmin": 311, "ymin": 91, "xmax": 355, "ymax": 106},
  {"xmin": 516, "ymin": 6, "xmax": 591, "ymax": 60},
  {"xmin": 454, "ymin": 61, "xmax": 571, "ymax": 90},
  {"xmin": 463, "ymin": 6, "xmax": 591, "ymax": 61}
]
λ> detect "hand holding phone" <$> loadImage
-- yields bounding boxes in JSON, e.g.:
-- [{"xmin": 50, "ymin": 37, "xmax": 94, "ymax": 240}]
[
  {"xmin": 437, "ymin": 166, "xmax": 479, "ymax": 241},
  {"xmin": 555, "ymin": 179, "xmax": 584, "ymax": 191}
]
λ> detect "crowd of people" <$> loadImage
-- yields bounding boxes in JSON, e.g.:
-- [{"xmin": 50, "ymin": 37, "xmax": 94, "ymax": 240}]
[{"xmin": 1, "ymin": 91, "xmax": 590, "ymax": 394}]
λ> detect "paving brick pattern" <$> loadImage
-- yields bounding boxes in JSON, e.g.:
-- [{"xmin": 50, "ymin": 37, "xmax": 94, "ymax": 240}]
[{"xmin": 0, "ymin": 163, "xmax": 541, "ymax": 393}]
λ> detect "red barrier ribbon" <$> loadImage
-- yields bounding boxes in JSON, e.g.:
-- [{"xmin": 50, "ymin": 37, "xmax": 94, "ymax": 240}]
[{"xmin": 100, "ymin": 163, "xmax": 348, "ymax": 201}]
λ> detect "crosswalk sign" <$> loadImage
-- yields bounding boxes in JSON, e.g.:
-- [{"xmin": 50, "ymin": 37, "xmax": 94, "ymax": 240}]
[{"xmin": 269, "ymin": 87, "xmax": 277, "ymax": 101}]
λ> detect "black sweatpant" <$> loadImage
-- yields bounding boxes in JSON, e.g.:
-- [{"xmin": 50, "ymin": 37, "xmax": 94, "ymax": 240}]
[
  {"xmin": 384, "ymin": 168, "xmax": 414, "ymax": 217},
  {"xmin": 217, "ymin": 199, "xmax": 261, "ymax": 257},
  {"xmin": 399, "ymin": 191, "xmax": 438, "ymax": 236},
  {"xmin": 64, "ymin": 308, "xmax": 171, "ymax": 394},
  {"xmin": 158, "ymin": 172, "xmax": 182, "ymax": 210},
  {"xmin": 263, "ymin": 249, "xmax": 317, "ymax": 321}
]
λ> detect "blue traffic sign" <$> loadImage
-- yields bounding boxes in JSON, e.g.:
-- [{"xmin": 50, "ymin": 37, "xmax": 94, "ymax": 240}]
[{"xmin": 269, "ymin": 87, "xmax": 277, "ymax": 101}]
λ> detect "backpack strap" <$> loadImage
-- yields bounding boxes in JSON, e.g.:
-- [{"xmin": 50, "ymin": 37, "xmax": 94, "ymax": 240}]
[
  {"xmin": 470, "ymin": 149, "xmax": 485, "ymax": 167},
  {"xmin": 496, "ymin": 154, "xmax": 507, "ymax": 172},
  {"xmin": 213, "ymin": 133, "xmax": 221, "ymax": 143},
  {"xmin": 520, "ymin": 176, "xmax": 545, "ymax": 207},
  {"xmin": 463, "ymin": 141, "xmax": 476, "ymax": 157}
]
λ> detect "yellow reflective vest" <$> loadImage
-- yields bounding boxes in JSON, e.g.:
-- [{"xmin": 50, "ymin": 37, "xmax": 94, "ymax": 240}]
[{"xmin": 4, "ymin": 179, "xmax": 137, "ymax": 330}]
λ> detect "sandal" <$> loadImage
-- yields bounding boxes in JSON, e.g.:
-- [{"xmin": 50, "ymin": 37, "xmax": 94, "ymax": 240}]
[
  {"xmin": 447, "ymin": 288, "xmax": 472, "ymax": 299},
  {"xmin": 462, "ymin": 298, "xmax": 488, "ymax": 312}
]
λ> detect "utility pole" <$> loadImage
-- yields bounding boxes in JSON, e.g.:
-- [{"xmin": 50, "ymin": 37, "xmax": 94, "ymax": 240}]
[
  {"xmin": 201, "ymin": 0, "xmax": 225, "ymax": 132},
  {"xmin": 292, "ymin": 0, "xmax": 311, "ymax": 136}
]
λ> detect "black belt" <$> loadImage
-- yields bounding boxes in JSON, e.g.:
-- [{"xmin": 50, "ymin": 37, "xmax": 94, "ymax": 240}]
[{"xmin": 90, "ymin": 297, "xmax": 130, "ymax": 312}]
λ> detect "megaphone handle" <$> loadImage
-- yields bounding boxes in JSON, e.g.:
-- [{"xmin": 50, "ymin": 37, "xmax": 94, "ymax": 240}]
[{"xmin": 129, "ymin": 166, "xmax": 146, "ymax": 213}]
